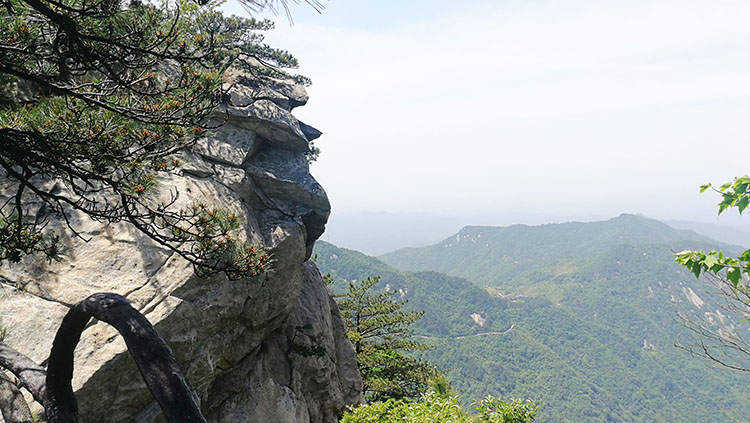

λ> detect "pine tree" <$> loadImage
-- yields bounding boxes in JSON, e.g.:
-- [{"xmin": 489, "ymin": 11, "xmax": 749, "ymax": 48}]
[
  {"xmin": 334, "ymin": 276, "xmax": 433, "ymax": 401},
  {"xmin": 0, "ymin": 0, "xmax": 308, "ymax": 277}
]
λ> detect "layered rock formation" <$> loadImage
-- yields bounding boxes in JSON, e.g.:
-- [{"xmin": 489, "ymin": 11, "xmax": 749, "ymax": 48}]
[{"xmin": 0, "ymin": 68, "xmax": 363, "ymax": 422}]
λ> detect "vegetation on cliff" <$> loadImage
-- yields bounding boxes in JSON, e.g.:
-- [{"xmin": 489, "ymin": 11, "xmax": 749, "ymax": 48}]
[
  {"xmin": 0, "ymin": 0, "xmax": 310, "ymax": 277},
  {"xmin": 331, "ymin": 269, "xmax": 539, "ymax": 423},
  {"xmin": 333, "ymin": 275, "xmax": 432, "ymax": 401},
  {"xmin": 341, "ymin": 392, "xmax": 539, "ymax": 423}
]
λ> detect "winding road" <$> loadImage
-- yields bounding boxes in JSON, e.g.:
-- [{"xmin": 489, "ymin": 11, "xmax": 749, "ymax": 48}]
[{"xmin": 417, "ymin": 324, "xmax": 515, "ymax": 340}]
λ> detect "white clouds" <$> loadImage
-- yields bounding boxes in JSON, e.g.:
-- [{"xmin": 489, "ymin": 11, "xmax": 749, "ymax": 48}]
[{"xmin": 250, "ymin": 0, "xmax": 750, "ymax": 222}]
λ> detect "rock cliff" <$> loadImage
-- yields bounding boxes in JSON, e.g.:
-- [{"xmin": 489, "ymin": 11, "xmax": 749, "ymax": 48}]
[{"xmin": 0, "ymin": 67, "xmax": 363, "ymax": 422}]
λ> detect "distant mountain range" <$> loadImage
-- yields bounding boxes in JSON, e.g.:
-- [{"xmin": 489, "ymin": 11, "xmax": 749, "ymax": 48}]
[
  {"xmin": 319, "ymin": 212, "xmax": 466, "ymax": 255},
  {"xmin": 322, "ymin": 211, "xmax": 750, "ymax": 255},
  {"xmin": 315, "ymin": 214, "xmax": 750, "ymax": 423},
  {"xmin": 378, "ymin": 213, "xmax": 741, "ymax": 289},
  {"xmin": 666, "ymin": 219, "xmax": 750, "ymax": 249}
]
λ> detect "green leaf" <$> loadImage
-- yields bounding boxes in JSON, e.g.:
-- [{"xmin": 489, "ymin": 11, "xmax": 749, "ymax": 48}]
[
  {"xmin": 738, "ymin": 196, "xmax": 749, "ymax": 214},
  {"xmin": 703, "ymin": 255, "xmax": 719, "ymax": 269},
  {"xmin": 727, "ymin": 267, "xmax": 742, "ymax": 286},
  {"xmin": 699, "ymin": 183, "xmax": 712, "ymax": 193},
  {"xmin": 709, "ymin": 264, "xmax": 725, "ymax": 273},
  {"xmin": 690, "ymin": 262, "xmax": 703, "ymax": 278}
]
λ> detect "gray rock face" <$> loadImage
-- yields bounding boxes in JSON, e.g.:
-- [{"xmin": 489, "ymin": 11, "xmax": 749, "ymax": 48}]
[
  {"xmin": 0, "ymin": 70, "xmax": 363, "ymax": 422},
  {"xmin": 204, "ymin": 262, "xmax": 362, "ymax": 423}
]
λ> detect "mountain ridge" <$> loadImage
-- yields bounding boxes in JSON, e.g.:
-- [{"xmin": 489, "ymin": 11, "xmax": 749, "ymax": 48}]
[
  {"xmin": 378, "ymin": 213, "xmax": 740, "ymax": 290},
  {"xmin": 315, "ymin": 214, "xmax": 750, "ymax": 422}
]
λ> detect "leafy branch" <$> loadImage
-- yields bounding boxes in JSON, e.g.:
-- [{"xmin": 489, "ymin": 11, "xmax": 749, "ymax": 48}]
[{"xmin": 676, "ymin": 175, "xmax": 750, "ymax": 286}]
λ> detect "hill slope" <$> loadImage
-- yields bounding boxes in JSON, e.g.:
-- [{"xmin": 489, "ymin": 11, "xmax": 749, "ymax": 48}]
[
  {"xmin": 315, "ymin": 215, "xmax": 750, "ymax": 422},
  {"xmin": 379, "ymin": 214, "xmax": 729, "ymax": 288}
]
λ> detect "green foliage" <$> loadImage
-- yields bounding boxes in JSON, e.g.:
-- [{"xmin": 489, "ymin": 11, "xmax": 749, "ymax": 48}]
[
  {"xmin": 341, "ymin": 392, "xmax": 538, "ymax": 423},
  {"xmin": 341, "ymin": 392, "xmax": 471, "ymax": 423},
  {"xmin": 473, "ymin": 396, "xmax": 540, "ymax": 423},
  {"xmin": 673, "ymin": 175, "xmax": 750, "ymax": 372},
  {"xmin": 426, "ymin": 372, "xmax": 456, "ymax": 398},
  {"xmin": 675, "ymin": 248, "xmax": 750, "ymax": 286},
  {"xmin": 675, "ymin": 176, "xmax": 750, "ymax": 286},
  {"xmin": 379, "ymin": 213, "xmax": 714, "ymax": 289},
  {"xmin": 703, "ymin": 175, "xmax": 750, "ymax": 215},
  {"xmin": 306, "ymin": 141, "xmax": 321, "ymax": 163},
  {"xmin": 0, "ymin": 0, "xmax": 302, "ymax": 277},
  {"xmin": 166, "ymin": 203, "xmax": 271, "ymax": 278},
  {"xmin": 0, "ymin": 213, "xmax": 57, "ymax": 263},
  {"xmin": 315, "ymin": 219, "xmax": 750, "ymax": 423},
  {"xmin": 334, "ymin": 276, "xmax": 432, "ymax": 401}
]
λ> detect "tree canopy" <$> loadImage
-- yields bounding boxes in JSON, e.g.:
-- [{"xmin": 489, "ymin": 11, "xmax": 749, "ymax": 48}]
[
  {"xmin": 333, "ymin": 275, "xmax": 433, "ymax": 402},
  {"xmin": 332, "ymin": 274, "xmax": 540, "ymax": 423},
  {"xmin": 0, "ymin": 0, "xmax": 309, "ymax": 277},
  {"xmin": 340, "ymin": 391, "xmax": 540, "ymax": 423}
]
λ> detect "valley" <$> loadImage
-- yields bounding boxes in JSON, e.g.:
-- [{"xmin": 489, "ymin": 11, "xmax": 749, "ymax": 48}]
[{"xmin": 315, "ymin": 214, "xmax": 750, "ymax": 422}]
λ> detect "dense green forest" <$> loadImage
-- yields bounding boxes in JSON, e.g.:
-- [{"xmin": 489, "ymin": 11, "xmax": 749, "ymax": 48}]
[{"xmin": 316, "ymin": 215, "xmax": 750, "ymax": 422}]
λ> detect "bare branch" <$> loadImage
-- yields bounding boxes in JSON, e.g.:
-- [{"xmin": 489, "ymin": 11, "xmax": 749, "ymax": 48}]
[
  {"xmin": 0, "ymin": 342, "xmax": 46, "ymax": 405},
  {"xmin": 675, "ymin": 272, "xmax": 750, "ymax": 372},
  {"xmin": 0, "ymin": 372, "xmax": 34, "ymax": 423}
]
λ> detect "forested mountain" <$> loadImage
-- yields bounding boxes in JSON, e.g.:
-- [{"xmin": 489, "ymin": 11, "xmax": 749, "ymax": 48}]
[
  {"xmin": 379, "ymin": 213, "xmax": 732, "ymax": 287},
  {"xmin": 315, "ymin": 215, "xmax": 750, "ymax": 422}
]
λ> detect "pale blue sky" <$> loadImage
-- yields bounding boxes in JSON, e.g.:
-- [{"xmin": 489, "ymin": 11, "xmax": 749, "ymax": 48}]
[{"xmin": 225, "ymin": 0, "xmax": 750, "ymax": 227}]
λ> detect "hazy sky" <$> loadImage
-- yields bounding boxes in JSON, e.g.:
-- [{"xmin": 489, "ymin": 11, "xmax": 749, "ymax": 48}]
[{"xmin": 227, "ymin": 0, "xmax": 750, "ymax": 226}]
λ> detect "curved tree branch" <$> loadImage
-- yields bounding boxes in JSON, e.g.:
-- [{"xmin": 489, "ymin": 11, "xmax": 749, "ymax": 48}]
[{"xmin": 45, "ymin": 293, "xmax": 206, "ymax": 423}]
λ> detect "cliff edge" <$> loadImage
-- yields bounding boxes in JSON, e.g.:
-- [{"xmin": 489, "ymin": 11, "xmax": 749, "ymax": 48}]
[{"xmin": 0, "ymin": 67, "xmax": 363, "ymax": 422}]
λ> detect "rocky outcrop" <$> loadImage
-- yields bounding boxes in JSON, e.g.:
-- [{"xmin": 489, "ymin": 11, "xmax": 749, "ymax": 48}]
[{"xmin": 0, "ymin": 69, "xmax": 363, "ymax": 422}]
